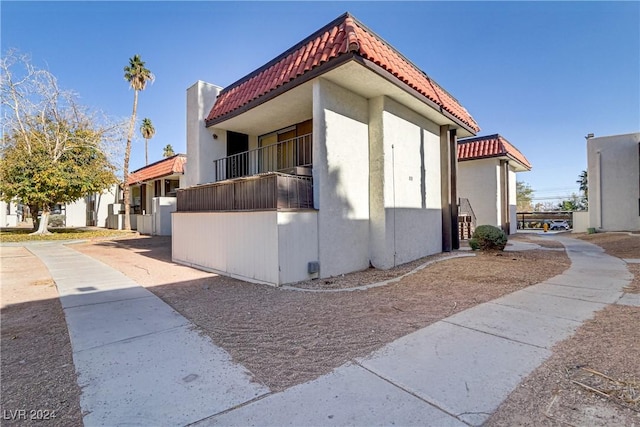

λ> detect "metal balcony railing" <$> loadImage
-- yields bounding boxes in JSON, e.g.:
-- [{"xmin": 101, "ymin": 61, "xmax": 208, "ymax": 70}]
[{"xmin": 213, "ymin": 133, "xmax": 312, "ymax": 182}]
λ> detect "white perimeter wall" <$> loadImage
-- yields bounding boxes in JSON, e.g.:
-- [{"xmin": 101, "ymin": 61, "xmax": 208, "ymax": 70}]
[
  {"xmin": 65, "ymin": 198, "xmax": 87, "ymax": 227},
  {"xmin": 313, "ymin": 78, "xmax": 370, "ymax": 278},
  {"xmin": 458, "ymin": 158, "xmax": 500, "ymax": 228},
  {"xmin": 370, "ymin": 96, "xmax": 442, "ymax": 269},
  {"xmin": 588, "ymin": 132, "xmax": 640, "ymax": 231},
  {"xmin": 172, "ymin": 211, "xmax": 318, "ymax": 285}
]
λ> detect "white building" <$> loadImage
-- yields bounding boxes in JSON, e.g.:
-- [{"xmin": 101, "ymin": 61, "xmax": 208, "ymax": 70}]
[
  {"xmin": 585, "ymin": 132, "xmax": 640, "ymax": 232},
  {"xmin": 173, "ymin": 12, "xmax": 480, "ymax": 286},
  {"xmin": 457, "ymin": 134, "xmax": 532, "ymax": 235}
]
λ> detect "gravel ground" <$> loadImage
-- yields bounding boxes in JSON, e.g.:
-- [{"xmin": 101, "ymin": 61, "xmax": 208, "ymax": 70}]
[
  {"xmin": 75, "ymin": 235, "xmax": 571, "ymax": 392},
  {"xmin": 0, "ymin": 246, "xmax": 82, "ymax": 427},
  {"xmin": 486, "ymin": 232, "xmax": 640, "ymax": 426},
  {"xmin": 3, "ymin": 231, "xmax": 635, "ymax": 425}
]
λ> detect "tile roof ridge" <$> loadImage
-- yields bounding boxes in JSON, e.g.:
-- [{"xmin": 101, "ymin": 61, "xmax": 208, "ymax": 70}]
[
  {"xmin": 217, "ymin": 12, "xmax": 353, "ymax": 96},
  {"xmin": 130, "ymin": 153, "xmax": 185, "ymax": 174}
]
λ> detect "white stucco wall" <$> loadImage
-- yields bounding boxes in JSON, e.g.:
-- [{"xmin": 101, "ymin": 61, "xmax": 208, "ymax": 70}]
[
  {"xmin": 587, "ymin": 132, "xmax": 640, "ymax": 231},
  {"xmin": 370, "ymin": 96, "xmax": 442, "ymax": 269},
  {"xmin": 508, "ymin": 169, "xmax": 518, "ymax": 234},
  {"xmin": 0, "ymin": 201, "xmax": 19, "ymax": 227},
  {"xmin": 185, "ymin": 81, "xmax": 223, "ymax": 187},
  {"xmin": 65, "ymin": 198, "xmax": 88, "ymax": 227},
  {"xmin": 313, "ymin": 78, "xmax": 370, "ymax": 278},
  {"xmin": 458, "ymin": 158, "xmax": 500, "ymax": 228},
  {"xmin": 172, "ymin": 211, "xmax": 318, "ymax": 285},
  {"xmin": 572, "ymin": 211, "xmax": 590, "ymax": 233}
]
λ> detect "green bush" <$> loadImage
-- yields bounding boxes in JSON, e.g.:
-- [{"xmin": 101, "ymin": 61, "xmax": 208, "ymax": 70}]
[
  {"xmin": 469, "ymin": 224, "xmax": 508, "ymax": 251},
  {"xmin": 48, "ymin": 214, "xmax": 66, "ymax": 228}
]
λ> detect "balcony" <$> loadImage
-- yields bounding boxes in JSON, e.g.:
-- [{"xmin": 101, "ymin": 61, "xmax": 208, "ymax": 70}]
[
  {"xmin": 177, "ymin": 172, "xmax": 313, "ymax": 212},
  {"xmin": 213, "ymin": 133, "xmax": 312, "ymax": 181}
]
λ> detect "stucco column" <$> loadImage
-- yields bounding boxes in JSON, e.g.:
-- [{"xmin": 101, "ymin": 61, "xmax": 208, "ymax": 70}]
[
  {"xmin": 440, "ymin": 125, "xmax": 452, "ymax": 252},
  {"xmin": 450, "ymin": 129, "xmax": 459, "ymax": 250}
]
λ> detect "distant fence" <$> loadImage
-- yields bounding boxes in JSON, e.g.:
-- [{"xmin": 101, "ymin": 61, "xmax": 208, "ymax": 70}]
[{"xmin": 516, "ymin": 211, "xmax": 575, "ymax": 229}]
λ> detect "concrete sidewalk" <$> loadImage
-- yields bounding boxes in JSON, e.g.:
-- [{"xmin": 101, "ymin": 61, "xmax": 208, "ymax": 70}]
[
  {"xmin": 195, "ymin": 236, "xmax": 634, "ymax": 426},
  {"xmin": 26, "ymin": 243, "xmax": 269, "ymax": 426},
  {"xmin": 26, "ymin": 236, "xmax": 635, "ymax": 426}
]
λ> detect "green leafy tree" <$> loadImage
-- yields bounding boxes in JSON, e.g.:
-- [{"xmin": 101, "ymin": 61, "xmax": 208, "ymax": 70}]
[
  {"xmin": 558, "ymin": 193, "xmax": 585, "ymax": 211},
  {"xmin": 123, "ymin": 54, "xmax": 154, "ymax": 230},
  {"xmin": 516, "ymin": 181, "xmax": 534, "ymax": 211},
  {"xmin": 140, "ymin": 118, "xmax": 155, "ymax": 165},
  {"xmin": 1, "ymin": 51, "xmax": 122, "ymax": 234},
  {"xmin": 162, "ymin": 144, "xmax": 175, "ymax": 158}
]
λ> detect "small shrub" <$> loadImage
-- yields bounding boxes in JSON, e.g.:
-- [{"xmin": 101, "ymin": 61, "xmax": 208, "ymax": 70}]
[
  {"xmin": 48, "ymin": 214, "xmax": 66, "ymax": 228},
  {"xmin": 469, "ymin": 224, "xmax": 508, "ymax": 251},
  {"xmin": 587, "ymin": 227, "xmax": 597, "ymax": 234}
]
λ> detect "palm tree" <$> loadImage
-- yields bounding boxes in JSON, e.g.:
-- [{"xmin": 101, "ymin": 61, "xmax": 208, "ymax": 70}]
[
  {"xmin": 140, "ymin": 118, "xmax": 155, "ymax": 165},
  {"xmin": 577, "ymin": 170, "xmax": 588, "ymax": 209},
  {"xmin": 162, "ymin": 144, "xmax": 175, "ymax": 158},
  {"xmin": 577, "ymin": 170, "xmax": 588, "ymax": 198},
  {"xmin": 123, "ymin": 54, "xmax": 154, "ymax": 230}
]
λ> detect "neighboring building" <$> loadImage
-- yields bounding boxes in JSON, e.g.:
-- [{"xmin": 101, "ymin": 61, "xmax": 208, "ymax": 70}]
[
  {"xmin": 117, "ymin": 154, "xmax": 186, "ymax": 235},
  {"xmin": 173, "ymin": 12, "xmax": 480, "ymax": 286},
  {"xmin": 0, "ymin": 200, "xmax": 20, "ymax": 227},
  {"xmin": 585, "ymin": 132, "xmax": 640, "ymax": 232},
  {"xmin": 457, "ymin": 134, "xmax": 532, "ymax": 235}
]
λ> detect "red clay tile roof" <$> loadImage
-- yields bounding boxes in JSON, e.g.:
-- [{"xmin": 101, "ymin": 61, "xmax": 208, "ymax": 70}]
[
  {"xmin": 458, "ymin": 134, "xmax": 532, "ymax": 170},
  {"xmin": 206, "ymin": 12, "xmax": 479, "ymax": 133},
  {"xmin": 127, "ymin": 154, "xmax": 186, "ymax": 185}
]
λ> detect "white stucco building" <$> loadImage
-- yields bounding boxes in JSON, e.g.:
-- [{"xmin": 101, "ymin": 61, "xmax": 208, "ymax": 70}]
[
  {"xmin": 457, "ymin": 134, "xmax": 532, "ymax": 235},
  {"xmin": 173, "ymin": 13, "xmax": 480, "ymax": 285},
  {"xmin": 586, "ymin": 132, "xmax": 640, "ymax": 232},
  {"xmin": 105, "ymin": 154, "xmax": 186, "ymax": 234}
]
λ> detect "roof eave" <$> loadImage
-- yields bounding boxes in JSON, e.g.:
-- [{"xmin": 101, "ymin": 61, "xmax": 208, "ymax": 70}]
[{"xmin": 207, "ymin": 55, "xmax": 478, "ymax": 136}]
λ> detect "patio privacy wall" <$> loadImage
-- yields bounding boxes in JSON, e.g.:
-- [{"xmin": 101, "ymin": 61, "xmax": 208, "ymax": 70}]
[{"xmin": 172, "ymin": 211, "xmax": 318, "ymax": 285}]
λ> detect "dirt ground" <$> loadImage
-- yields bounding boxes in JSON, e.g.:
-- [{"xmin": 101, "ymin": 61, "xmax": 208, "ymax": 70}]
[
  {"xmin": 0, "ymin": 246, "xmax": 82, "ymax": 427},
  {"xmin": 2, "ymin": 231, "xmax": 637, "ymax": 425},
  {"xmin": 74, "ymin": 235, "xmax": 571, "ymax": 392},
  {"xmin": 486, "ymin": 232, "xmax": 640, "ymax": 426}
]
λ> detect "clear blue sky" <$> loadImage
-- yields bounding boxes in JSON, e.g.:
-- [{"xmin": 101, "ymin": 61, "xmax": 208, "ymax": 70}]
[{"xmin": 2, "ymin": 1, "xmax": 639, "ymax": 204}]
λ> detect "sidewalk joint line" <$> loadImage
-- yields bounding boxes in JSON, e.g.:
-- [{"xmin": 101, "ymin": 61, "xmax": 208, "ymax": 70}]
[
  {"xmin": 352, "ymin": 360, "xmax": 473, "ymax": 426},
  {"xmin": 441, "ymin": 319, "xmax": 555, "ymax": 350},
  {"xmin": 72, "ymin": 323, "xmax": 192, "ymax": 354},
  {"xmin": 185, "ymin": 391, "xmax": 275, "ymax": 426},
  {"xmin": 63, "ymin": 294, "xmax": 154, "ymax": 310}
]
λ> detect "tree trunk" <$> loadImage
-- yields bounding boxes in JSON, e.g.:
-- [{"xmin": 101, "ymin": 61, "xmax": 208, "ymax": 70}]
[
  {"xmin": 123, "ymin": 90, "xmax": 139, "ymax": 231},
  {"xmin": 29, "ymin": 204, "xmax": 40, "ymax": 232},
  {"xmin": 30, "ymin": 205, "xmax": 52, "ymax": 235},
  {"xmin": 145, "ymin": 138, "xmax": 148, "ymax": 165}
]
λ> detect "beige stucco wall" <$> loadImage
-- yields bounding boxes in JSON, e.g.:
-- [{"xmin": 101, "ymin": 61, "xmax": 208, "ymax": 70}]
[
  {"xmin": 172, "ymin": 211, "xmax": 318, "ymax": 285},
  {"xmin": 369, "ymin": 96, "xmax": 442, "ymax": 269},
  {"xmin": 313, "ymin": 78, "xmax": 370, "ymax": 278},
  {"xmin": 458, "ymin": 158, "xmax": 500, "ymax": 228},
  {"xmin": 587, "ymin": 132, "xmax": 640, "ymax": 231},
  {"xmin": 459, "ymin": 158, "xmax": 522, "ymax": 234}
]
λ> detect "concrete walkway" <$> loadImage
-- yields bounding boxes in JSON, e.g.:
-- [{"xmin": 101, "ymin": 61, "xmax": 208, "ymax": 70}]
[
  {"xmin": 26, "ymin": 236, "xmax": 636, "ymax": 426},
  {"xmin": 26, "ymin": 243, "xmax": 269, "ymax": 426},
  {"xmin": 196, "ymin": 236, "xmax": 635, "ymax": 426}
]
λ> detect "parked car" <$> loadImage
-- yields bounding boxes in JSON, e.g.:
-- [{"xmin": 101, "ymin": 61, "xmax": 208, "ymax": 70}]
[{"xmin": 549, "ymin": 219, "xmax": 570, "ymax": 230}]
